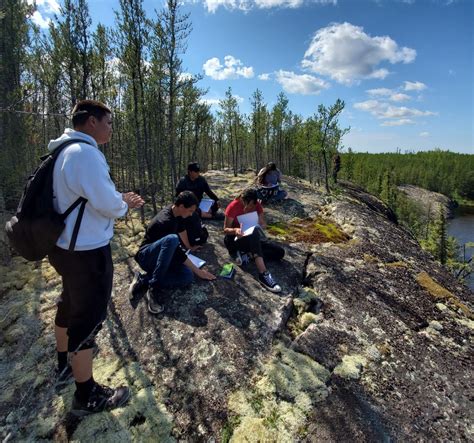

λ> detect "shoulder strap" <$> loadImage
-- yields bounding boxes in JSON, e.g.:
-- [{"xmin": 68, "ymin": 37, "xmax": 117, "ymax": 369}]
[{"xmin": 47, "ymin": 138, "xmax": 93, "ymax": 252}]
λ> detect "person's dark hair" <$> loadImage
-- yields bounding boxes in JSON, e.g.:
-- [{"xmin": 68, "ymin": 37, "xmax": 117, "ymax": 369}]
[
  {"xmin": 175, "ymin": 191, "xmax": 198, "ymax": 208},
  {"xmin": 71, "ymin": 100, "xmax": 111, "ymax": 128},
  {"xmin": 187, "ymin": 162, "xmax": 200, "ymax": 173},
  {"xmin": 239, "ymin": 188, "xmax": 258, "ymax": 205},
  {"xmin": 256, "ymin": 161, "xmax": 277, "ymax": 185}
]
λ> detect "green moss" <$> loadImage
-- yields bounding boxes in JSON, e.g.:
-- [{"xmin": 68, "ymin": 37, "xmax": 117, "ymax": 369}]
[
  {"xmin": 416, "ymin": 271, "xmax": 473, "ymax": 319},
  {"xmin": 267, "ymin": 217, "xmax": 349, "ymax": 245}
]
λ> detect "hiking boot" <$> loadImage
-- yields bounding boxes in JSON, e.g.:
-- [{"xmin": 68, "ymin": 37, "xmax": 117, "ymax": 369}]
[
  {"xmin": 55, "ymin": 365, "xmax": 74, "ymax": 390},
  {"xmin": 71, "ymin": 383, "xmax": 131, "ymax": 417},
  {"xmin": 129, "ymin": 271, "xmax": 148, "ymax": 300},
  {"xmin": 258, "ymin": 271, "xmax": 281, "ymax": 293},
  {"xmin": 146, "ymin": 288, "xmax": 164, "ymax": 315}
]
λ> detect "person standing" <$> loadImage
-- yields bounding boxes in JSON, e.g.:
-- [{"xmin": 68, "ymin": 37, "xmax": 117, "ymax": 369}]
[{"xmin": 48, "ymin": 100, "xmax": 144, "ymax": 416}]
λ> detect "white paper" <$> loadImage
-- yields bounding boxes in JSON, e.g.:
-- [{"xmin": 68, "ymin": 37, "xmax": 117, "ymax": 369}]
[
  {"xmin": 199, "ymin": 198, "xmax": 214, "ymax": 212},
  {"xmin": 236, "ymin": 211, "xmax": 259, "ymax": 232},
  {"xmin": 186, "ymin": 252, "xmax": 206, "ymax": 269}
]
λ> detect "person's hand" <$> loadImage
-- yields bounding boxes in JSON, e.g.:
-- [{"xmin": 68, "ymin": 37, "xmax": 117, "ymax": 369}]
[
  {"xmin": 234, "ymin": 227, "xmax": 243, "ymax": 237},
  {"xmin": 123, "ymin": 192, "xmax": 145, "ymax": 209},
  {"xmin": 201, "ymin": 211, "xmax": 212, "ymax": 219},
  {"xmin": 196, "ymin": 268, "xmax": 216, "ymax": 280}
]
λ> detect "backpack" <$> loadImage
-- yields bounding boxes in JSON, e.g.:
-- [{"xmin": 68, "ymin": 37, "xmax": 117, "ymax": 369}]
[{"xmin": 5, "ymin": 139, "xmax": 91, "ymax": 261}]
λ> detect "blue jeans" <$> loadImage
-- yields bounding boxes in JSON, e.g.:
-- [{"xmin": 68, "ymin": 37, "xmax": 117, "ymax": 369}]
[{"xmin": 135, "ymin": 234, "xmax": 194, "ymax": 289}]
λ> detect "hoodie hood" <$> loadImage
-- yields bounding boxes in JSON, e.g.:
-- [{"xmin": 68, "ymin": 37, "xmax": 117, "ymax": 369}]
[{"xmin": 47, "ymin": 128, "xmax": 98, "ymax": 152}]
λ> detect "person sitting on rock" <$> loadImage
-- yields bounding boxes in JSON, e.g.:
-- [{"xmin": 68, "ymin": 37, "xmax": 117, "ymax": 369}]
[
  {"xmin": 256, "ymin": 162, "xmax": 287, "ymax": 202},
  {"xmin": 223, "ymin": 187, "xmax": 285, "ymax": 293},
  {"xmin": 130, "ymin": 191, "xmax": 216, "ymax": 314},
  {"xmin": 176, "ymin": 161, "xmax": 223, "ymax": 247}
]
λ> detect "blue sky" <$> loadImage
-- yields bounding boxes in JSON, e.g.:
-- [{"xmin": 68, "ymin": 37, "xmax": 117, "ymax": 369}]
[{"xmin": 31, "ymin": 0, "xmax": 473, "ymax": 154}]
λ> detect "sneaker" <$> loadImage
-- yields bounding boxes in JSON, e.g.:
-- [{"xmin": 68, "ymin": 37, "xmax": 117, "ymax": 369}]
[
  {"xmin": 146, "ymin": 288, "xmax": 164, "ymax": 315},
  {"xmin": 240, "ymin": 252, "xmax": 250, "ymax": 266},
  {"xmin": 71, "ymin": 383, "xmax": 131, "ymax": 417},
  {"xmin": 234, "ymin": 251, "xmax": 243, "ymax": 266},
  {"xmin": 258, "ymin": 271, "xmax": 282, "ymax": 293},
  {"xmin": 55, "ymin": 365, "xmax": 74, "ymax": 390},
  {"xmin": 129, "ymin": 271, "xmax": 148, "ymax": 300}
]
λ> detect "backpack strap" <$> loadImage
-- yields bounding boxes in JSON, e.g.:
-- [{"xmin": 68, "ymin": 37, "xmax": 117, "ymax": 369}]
[
  {"xmin": 49, "ymin": 139, "xmax": 93, "ymax": 252},
  {"xmin": 68, "ymin": 198, "xmax": 87, "ymax": 252}
]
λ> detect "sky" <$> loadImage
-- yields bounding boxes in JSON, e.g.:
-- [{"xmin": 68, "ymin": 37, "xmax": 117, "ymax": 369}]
[{"xmin": 30, "ymin": 0, "xmax": 473, "ymax": 154}]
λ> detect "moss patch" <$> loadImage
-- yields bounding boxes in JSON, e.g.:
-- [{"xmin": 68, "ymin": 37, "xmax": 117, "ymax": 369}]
[
  {"xmin": 333, "ymin": 354, "xmax": 367, "ymax": 380},
  {"xmin": 415, "ymin": 272, "xmax": 472, "ymax": 319},
  {"xmin": 267, "ymin": 217, "xmax": 349, "ymax": 244}
]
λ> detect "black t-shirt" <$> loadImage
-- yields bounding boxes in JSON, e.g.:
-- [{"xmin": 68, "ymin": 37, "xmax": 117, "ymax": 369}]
[
  {"xmin": 175, "ymin": 175, "xmax": 218, "ymax": 202},
  {"xmin": 139, "ymin": 205, "xmax": 187, "ymax": 263}
]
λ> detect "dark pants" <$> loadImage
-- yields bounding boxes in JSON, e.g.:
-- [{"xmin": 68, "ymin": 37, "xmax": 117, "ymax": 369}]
[
  {"xmin": 185, "ymin": 212, "xmax": 209, "ymax": 246},
  {"xmin": 49, "ymin": 244, "xmax": 113, "ymax": 352},
  {"xmin": 135, "ymin": 234, "xmax": 193, "ymax": 289},
  {"xmin": 224, "ymin": 230, "xmax": 285, "ymax": 261}
]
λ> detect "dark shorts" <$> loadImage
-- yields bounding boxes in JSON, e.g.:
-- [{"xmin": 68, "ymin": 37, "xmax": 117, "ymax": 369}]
[{"xmin": 49, "ymin": 244, "xmax": 113, "ymax": 352}]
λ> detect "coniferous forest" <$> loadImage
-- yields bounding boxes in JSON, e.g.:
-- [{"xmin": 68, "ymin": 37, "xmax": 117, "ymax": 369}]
[{"xmin": 1, "ymin": 0, "xmax": 472, "ymax": 279}]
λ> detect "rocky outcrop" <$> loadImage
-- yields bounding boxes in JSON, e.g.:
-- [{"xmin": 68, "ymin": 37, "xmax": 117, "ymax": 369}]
[
  {"xmin": 398, "ymin": 184, "xmax": 456, "ymax": 218},
  {"xmin": 0, "ymin": 171, "xmax": 472, "ymax": 442}
]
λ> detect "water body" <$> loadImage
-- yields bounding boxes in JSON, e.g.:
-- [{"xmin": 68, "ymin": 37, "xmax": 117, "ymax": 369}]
[{"xmin": 447, "ymin": 206, "xmax": 474, "ymax": 290}]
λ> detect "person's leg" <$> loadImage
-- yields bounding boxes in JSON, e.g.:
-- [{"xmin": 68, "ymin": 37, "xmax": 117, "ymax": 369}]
[
  {"xmin": 261, "ymin": 241, "xmax": 285, "ymax": 261},
  {"xmin": 185, "ymin": 212, "xmax": 207, "ymax": 245},
  {"xmin": 137, "ymin": 234, "xmax": 180, "ymax": 288}
]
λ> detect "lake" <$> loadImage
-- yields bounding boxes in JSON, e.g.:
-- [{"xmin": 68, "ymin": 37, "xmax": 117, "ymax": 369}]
[{"xmin": 447, "ymin": 207, "xmax": 474, "ymax": 291}]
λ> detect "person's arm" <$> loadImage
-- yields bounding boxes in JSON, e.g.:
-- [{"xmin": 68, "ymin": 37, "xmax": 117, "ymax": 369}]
[
  {"xmin": 203, "ymin": 178, "xmax": 219, "ymax": 202},
  {"xmin": 184, "ymin": 258, "xmax": 215, "ymax": 280},
  {"xmin": 224, "ymin": 215, "xmax": 242, "ymax": 236},
  {"xmin": 179, "ymin": 229, "xmax": 201, "ymax": 252}
]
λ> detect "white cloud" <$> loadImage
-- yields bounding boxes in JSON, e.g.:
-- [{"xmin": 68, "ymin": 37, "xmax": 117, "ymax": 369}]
[
  {"xmin": 275, "ymin": 70, "xmax": 329, "ymax": 95},
  {"xmin": 354, "ymin": 99, "xmax": 437, "ymax": 121},
  {"xmin": 419, "ymin": 131, "xmax": 430, "ymax": 137},
  {"xmin": 381, "ymin": 119, "xmax": 414, "ymax": 127},
  {"xmin": 200, "ymin": 94, "xmax": 244, "ymax": 107},
  {"xmin": 302, "ymin": 22, "xmax": 416, "ymax": 84},
  {"xmin": 30, "ymin": 10, "xmax": 51, "ymax": 28},
  {"xmin": 201, "ymin": 0, "xmax": 336, "ymax": 13},
  {"xmin": 403, "ymin": 81, "xmax": 427, "ymax": 91},
  {"xmin": 203, "ymin": 55, "xmax": 254, "ymax": 80},
  {"xmin": 366, "ymin": 88, "xmax": 410, "ymax": 102},
  {"xmin": 258, "ymin": 73, "xmax": 271, "ymax": 81}
]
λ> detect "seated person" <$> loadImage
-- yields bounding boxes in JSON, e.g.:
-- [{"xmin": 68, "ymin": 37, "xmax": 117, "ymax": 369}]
[
  {"xmin": 224, "ymin": 188, "xmax": 285, "ymax": 293},
  {"xmin": 176, "ymin": 162, "xmax": 221, "ymax": 219},
  {"xmin": 130, "ymin": 191, "xmax": 215, "ymax": 314},
  {"xmin": 256, "ymin": 162, "xmax": 287, "ymax": 202}
]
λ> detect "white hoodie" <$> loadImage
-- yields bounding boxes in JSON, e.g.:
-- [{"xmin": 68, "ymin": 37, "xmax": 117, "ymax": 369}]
[{"xmin": 48, "ymin": 128, "xmax": 128, "ymax": 251}]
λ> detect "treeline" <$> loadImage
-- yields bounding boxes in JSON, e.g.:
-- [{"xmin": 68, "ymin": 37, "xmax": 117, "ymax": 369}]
[
  {"xmin": 0, "ymin": 0, "xmax": 346, "ymax": 215},
  {"xmin": 339, "ymin": 150, "xmax": 474, "ymax": 200}
]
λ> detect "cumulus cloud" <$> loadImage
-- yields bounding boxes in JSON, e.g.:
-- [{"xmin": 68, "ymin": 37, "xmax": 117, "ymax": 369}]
[
  {"xmin": 203, "ymin": 55, "xmax": 254, "ymax": 80},
  {"xmin": 30, "ymin": 10, "xmax": 51, "ymax": 28},
  {"xmin": 381, "ymin": 119, "xmax": 414, "ymax": 127},
  {"xmin": 275, "ymin": 70, "xmax": 329, "ymax": 95},
  {"xmin": 354, "ymin": 99, "xmax": 437, "ymax": 126},
  {"xmin": 201, "ymin": 0, "xmax": 336, "ymax": 13},
  {"xmin": 419, "ymin": 131, "xmax": 430, "ymax": 137},
  {"xmin": 302, "ymin": 22, "xmax": 416, "ymax": 84},
  {"xmin": 258, "ymin": 73, "xmax": 271, "ymax": 81},
  {"xmin": 403, "ymin": 81, "xmax": 427, "ymax": 91},
  {"xmin": 200, "ymin": 94, "xmax": 244, "ymax": 107},
  {"xmin": 366, "ymin": 88, "xmax": 410, "ymax": 102}
]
